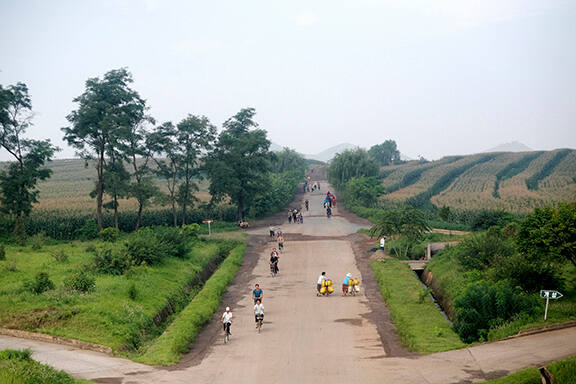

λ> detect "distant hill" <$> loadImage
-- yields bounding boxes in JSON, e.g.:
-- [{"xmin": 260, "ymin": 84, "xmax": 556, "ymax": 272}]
[
  {"xmin": 483, "ymin": 141, "xmax": 533, "ymax": 153},
  {"xmin": 379, "ymin": 149, "xmax": 576, "ymax": 213},
  {"xmin": 305, "ymin": 143, "xmax": 358, "ymax": 162}
]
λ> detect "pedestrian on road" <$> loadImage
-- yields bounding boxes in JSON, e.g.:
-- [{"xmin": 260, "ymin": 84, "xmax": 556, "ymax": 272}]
[
  {"xmin": 317, "ymin": 272, "xmax": 328, "ymax": 296},
  {"xmin": 342, "ymin": 273, "xmax": 352, "ymax": 296},
  {"xmin": 269, "ymin": 225, "xmax": 275, "ymax": 238},
  {"xmin": 298, "ymin": 212, "xmax": 303, "ymax": 224},
  {"xmin": 277, "ymin": 234, "xmax": 284, "ymax": 252},
  {"xmin": 252, "ymin": 284, "xmax": 263, "ymax": 304},
  {"xmin": 288, "ymin": 211, "xmax": 292, "ymax": 224}
]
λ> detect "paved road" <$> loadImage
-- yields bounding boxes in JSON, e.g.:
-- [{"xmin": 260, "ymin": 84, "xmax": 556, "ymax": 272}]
[{"xmin": 1, "ymin": 182, "xmax": 575, "ymax": 383}]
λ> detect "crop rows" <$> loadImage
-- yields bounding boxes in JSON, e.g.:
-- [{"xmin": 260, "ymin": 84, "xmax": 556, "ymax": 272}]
[{"xmin": 525, "ymin": 149, "xmax": 572, "ymax": 190}]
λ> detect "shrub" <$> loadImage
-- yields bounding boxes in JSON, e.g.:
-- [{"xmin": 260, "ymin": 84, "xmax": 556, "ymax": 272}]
[
  {"xmin": 124, "ymin": 228, "xmax": 162, "ymax": 266},
  {"xmin": 50, "ymin": 250, "xmax": 69, "ymax": 263},
  {"xmin": 454, "ymin": 281, "xmax": 540, "ymax": 343},
  {"xmin": 154, "ymin": 226, "xmax": 189, "ymax": 258},
  {"xmin": 26, "ymin": 272, "xmax": 55, "ymax": 294},
  {"xmin": 456, "ymin": 232, "xmax": 516, "ymax": 271},
  {"xmin": 0, "ymin": 349, "xmax": 32, "ymax": 361},
  {"xmin": 64, "ymin": 271, "xmax": 95, "ymax": 293},
  {"xmin": 0, "ymin": 244, "xmax": 5, "ymax": 260},
  {"xmin": 4, "ymin": 261, "xmax": 17, "ymax": 272},
  {"xmin": 469, "ymin": 210, "xmax": 515, "ymax": 231},
  {"xmin": 93, "ymin": 247, "xmax": 129, "ymax": 275},
  {"xmin": 28, "ymin": 231, "xmax": 47, "ymax": 250},
  {"xmin": 487, "ymin": 253, "xmax": 564, "ymax": 292},
  {"xmin": 127, "ymin": 282, "xmax": 138, "ymax": 300},
  {"xmin": 76, "ymin": 219, "xmax": 98, "ymax": 240},
  {"xmin": 99, "ymin": 227, "xmax": 120, "ymax": 242}
]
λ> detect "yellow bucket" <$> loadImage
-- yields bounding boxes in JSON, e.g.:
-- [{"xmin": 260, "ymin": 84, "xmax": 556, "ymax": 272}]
[
  {"xmin": 320, "ymin": 287, "xmax": 327, "ymax": 294},
  {"xmin": 327, "ymin": 286, "xmax": 334, "ymax": 293}
]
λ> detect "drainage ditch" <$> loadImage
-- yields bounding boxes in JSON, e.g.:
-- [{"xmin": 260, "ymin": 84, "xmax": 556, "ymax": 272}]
[{"xmin": 413, "ymin": 269, "xmax": 453, "ymax": 326}]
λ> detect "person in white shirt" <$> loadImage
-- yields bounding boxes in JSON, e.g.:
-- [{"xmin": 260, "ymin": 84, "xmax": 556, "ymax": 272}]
[
  {"xmin": 221, "ymin": 307, "xmax": 233, "ymax": 334},
  {"xmin": 317, "ymin": 272, "xmax": 328, "ymax": 295},
  {"xmin": 380, "ymin": 236, "xmax": 386, "ymax": 251},
  {"xmin": 254, "ymin": 299, "xmax": 264, "ymax": 327}
]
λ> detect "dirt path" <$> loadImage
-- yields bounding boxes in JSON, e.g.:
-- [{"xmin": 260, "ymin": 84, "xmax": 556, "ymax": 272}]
[{"xmin": 1, "ymin": 179, "xmax": 575, "ymax": 383}]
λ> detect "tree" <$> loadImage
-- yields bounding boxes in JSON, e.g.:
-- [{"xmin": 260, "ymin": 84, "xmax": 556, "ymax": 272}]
[
  {"xmin": 516, "ymin": 202, "xmax": 576, "ymax": 267},
  {"xmin": 271, "ymin": 147, "xmax": 306, "ymax": 175},
  {"xmin": 368, "ymin": 140, "xmax": 401, "ymax": 166},
  {"xmin": 327, "ymin": 148, "xmax": 379, "ymax": 189},
  {"xmin": 368, "ymin": 207, "xmax": 430, "ymax": 259},
  {"xmin": 148, "ymin": 122, "xmax": 180, "ymax": 227},
  {"xmin": 175, "ymin": 115, "xmax": 216, "ymax": 225},
  {"xmin": 0, "ymin": 83, "xmax": 58, "ymax": 239},
  {"xmin": 439, "ymin": 206, "xmax": 451, "ymax": 222},
  {"xmin": 100, "ymin": 158, "xmax": 130, "ymax": 229},
  {"xmin": 62, "ymin": 68, "xmax": 147, "ymax": 231},
  {"xmin": 207, "ymin": 108, "xmax": 271, "ymax": 221},
  {"xmin": 344, "ymin": 176, "xmax": 385, "ymax": 207}
]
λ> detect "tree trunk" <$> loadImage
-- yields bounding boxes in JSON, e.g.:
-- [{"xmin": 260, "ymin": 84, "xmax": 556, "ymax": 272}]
[
  {"xmin": 172, "ymin": 200, "xmax": 178, "ymax": 227},
  {"xmin": 182, "ymin": 202, "xmax": 187, "ymax": 226},
  {"xmin": 96, "ymin": 153, "xmax": 104, "ymax": 232},
  {"xmin": 113, "ymin": 195, "xmax": 119, "ymax": 229},
  {"xmin": 135, "ymin": 202, "xmax": 143, "ymax": 231},
  {"xmin": 14, "ymin": 214, "xmax": 26, "ymax": 245},
  {"xmin": 237, "ymin": 197, "xmax": 243, "ymax": 222}
]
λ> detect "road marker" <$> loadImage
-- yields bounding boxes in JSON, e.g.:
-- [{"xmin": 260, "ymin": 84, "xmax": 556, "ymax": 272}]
[{"xmin": 540, "ymin": 290, "xmax": 563, "ymax": 320}]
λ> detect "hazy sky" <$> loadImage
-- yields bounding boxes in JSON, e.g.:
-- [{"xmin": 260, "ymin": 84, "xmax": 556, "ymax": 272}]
[{"xmin": 1, "ymin": 0, "xmax": 575, "ymax": 160}]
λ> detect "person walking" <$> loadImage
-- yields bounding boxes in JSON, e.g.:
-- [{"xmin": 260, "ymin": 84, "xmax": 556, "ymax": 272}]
[
  {"xmin": 342, "ymin": 273, "xmax": 352, "ymax": 296},
  {"xmin": 317, "ymin": 272, "xmax": 328, "ymax": 296},
  {"xmin": 269, "ymin": 225, "xmax": 275, "ymax": 238},
  {"xmin": 380, "ymin": 236, "xmax": 386, "ymax": 251},
  {"xmin": 277, "ymin": 234, "xmax": 284, "ymax": 252}
]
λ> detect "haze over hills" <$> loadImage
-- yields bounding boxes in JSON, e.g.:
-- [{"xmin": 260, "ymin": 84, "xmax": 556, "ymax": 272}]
[{"xmin": 483, "ymin": 141, "xmax": 534, "ymax": 153}]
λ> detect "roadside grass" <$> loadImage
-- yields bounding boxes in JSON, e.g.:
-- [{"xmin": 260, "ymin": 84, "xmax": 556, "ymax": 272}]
[
  {"xmin": 197, "ymin": 221, "xmax": 239, "ymax": 235},
  {"xmin": 137, "ymin": 240, "xmax": 247, "ymax": 365},
  {"xmin": 0, "ymin": 349, "xmax": 93, "ymax": 383},
  {"xmin": 0, "ymin": 239, "xmax": 224, "ymax": 352},
  {"xmin": 384, "ymin": 232, "xmax": 470, "ymax": 260},
  {"xmin": 480, "ymin": 355, "xmax": 576, "ymax": 384},
  {"xmin": 371, "ymin": 259, "xmax": 465, "ymax": 353}
]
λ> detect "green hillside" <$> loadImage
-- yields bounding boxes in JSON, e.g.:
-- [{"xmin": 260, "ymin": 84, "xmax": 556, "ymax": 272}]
[{"xmin": 379, "ymin": 149, "xmax": 576, "ymax": 213}]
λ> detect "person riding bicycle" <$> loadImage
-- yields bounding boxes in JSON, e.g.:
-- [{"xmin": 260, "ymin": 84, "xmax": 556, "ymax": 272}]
[
  {"xmin": 221, "ymin": 307, "xmax": 233, "ymax": 335},
  {"xmin": 252, "ymin": 283, "xmax": 263, "ymax": 304},
  {"xmin": 254, "ymin": 299, "xmax": 264, "ymax": 328},
  {"xmin": 277, "ymin": 234, "xmax": 284, "ymax": 252},
  {"xmin": 270, "ymin": 249, "xmax": 279, "ymax": 275},
  {"xmin": 326, "ymin": 206, "xmax": 332, "ymax": 218}
]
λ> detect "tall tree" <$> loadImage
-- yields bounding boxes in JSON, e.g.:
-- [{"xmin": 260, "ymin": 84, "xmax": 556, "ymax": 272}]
[
  {"xmin": 270, "ymin": 147, "xmax": 306, "ymax": 175},
  {"xmin": 62, "ymin": 68, "xmax": 147, "ymax": 231},
  {"xmin": 176, "ymin": 115, "xmax": 216, "ymax": 225},
  {"xmin": 148, "ymin": 122, "xmax": 180, "ymax": 227},
  {"xmin": 207, "ymin": 108, "xmax": 271, "ymax": 221},
  {"xmin": 0, "ymin": 83, "xmax": 58, "ymax": 239},
  {"xmin": 327, "ymin": 148, "xmax": 379, "ymax": 189},
  {"xmin": 369, "ymin": 140, "xmax": 401, "ymax": 166}
]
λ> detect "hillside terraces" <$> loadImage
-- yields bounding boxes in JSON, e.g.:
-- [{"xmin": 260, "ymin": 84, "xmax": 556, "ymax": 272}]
[{"xmin": 379, "ymin": 149, "xmax": 576, "ymax": 213}]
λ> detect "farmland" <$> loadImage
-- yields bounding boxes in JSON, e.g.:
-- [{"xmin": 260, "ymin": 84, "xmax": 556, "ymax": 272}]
[{"xmin": 379, "ymin": 149, "xmax": 576, "ymax": 213}]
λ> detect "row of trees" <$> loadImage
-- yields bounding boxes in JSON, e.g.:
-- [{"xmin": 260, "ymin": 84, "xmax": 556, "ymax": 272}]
[{"xmin": 1, "ymin": 68, "xmax": 305, "ymax": 237}]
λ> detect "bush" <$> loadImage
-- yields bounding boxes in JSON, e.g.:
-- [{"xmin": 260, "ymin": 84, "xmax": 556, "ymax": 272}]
[
  {"xmin": 127, "ymin": 282, "xmax": 138, "ymax": 300},
  {"xmin": 0, "ymin": 348, "xmax": 81, "ymax": 383},
  {"xmin": 26, "ymin": 272, "xmax": 55, "ymax": 294},
  {"xmin": 454, "ymin": 281, "xmax": 540, "ymax": 343},
  {"xmin": 124, "ymin": 228, "xmax": 163, "ymax": 266},
  {"xmin": 50, "ymin": 250, "xmax": 69, "ymax": 263},
  {"xmin": 487, "ymin": 253, "xmax": 564, "ymax": 292},
  {"xmin": 0, "ymin": 244, "xmax": 5, "ymax": 260},
  {"xmin": 99, "ymin": 227, "xmax": 120, "ymax": 242},
  {"xmin": 76, "ymin": 219, "xmax": 98, "ymax": 240},
  {"xmin": 456, "ymin": 232, "xmax": 516, "ymax": 271},
  {"xmin": 155, "ymin": 226, "xmax": 190, "ymax": 258},
  {"xmin": 28, "ymin": 231, "xmax": 47, "ymax": 250},
  {"xmin": 93, "ymin": 247, "xmax": 129, "ymax": 275},
  {"xmin": 469, "ymin": 210, "xmax": 515, "ymax": 231},
  {"xmin": 64, "ymin": 271, "xmax": 95, "ymax": 293}
]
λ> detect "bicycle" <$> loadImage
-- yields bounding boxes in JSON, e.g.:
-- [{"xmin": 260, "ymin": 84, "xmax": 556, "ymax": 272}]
[
  {"xmin": 256, "ymin": 314, "xmax": 264, "ymax": 333},
  {"xmin": 270, "ymin": 263, "xmax": 278, "ymax": 277},
  {"xmin": 223, "ymin": 322, "xmax": 231, "ymax": 343}
]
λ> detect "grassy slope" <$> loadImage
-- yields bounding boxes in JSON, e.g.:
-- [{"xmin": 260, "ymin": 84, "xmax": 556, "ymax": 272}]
[
  {"xmin": 371, "ymin": 259, "xmax": 465, "ymax": 353},
  {"xmin": 379, "ymin": 149, "xmax": 576, "ymax": 213},
  {"xmin": 480, "ymin": 355, "xmax": 576, "ymax": 384},
  {"xmin": 0, "ymin": 239, "xmax": 221, "ymax": 351},
  {"xmin": 0, "ymin": 349, "xmax": 93, "ymax": 383}
]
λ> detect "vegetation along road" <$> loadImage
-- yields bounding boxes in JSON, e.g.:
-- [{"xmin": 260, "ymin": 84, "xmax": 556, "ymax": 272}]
[{"xmin": 1, "ymin": 177, "xmax": 575, "ymax": 383}]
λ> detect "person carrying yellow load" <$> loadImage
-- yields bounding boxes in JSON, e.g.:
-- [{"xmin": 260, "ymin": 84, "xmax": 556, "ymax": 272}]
[
  {"xmin": 342, "ymin": 273, "xmax": 353, "ymax": 296},
  {"xmin": 317, "ymin": 272, "xmax": 335, "ymax": 296}
]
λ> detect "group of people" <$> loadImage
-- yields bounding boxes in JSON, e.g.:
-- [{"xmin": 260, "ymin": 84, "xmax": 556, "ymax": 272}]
[
  {"xmin": 288, "ymin": 208, "xmax": 303, "ymax": 224},
  {"xmin": 317, "ymin": 272, "xmax": 360, "ymax": 296},
  {"xmin": 269, "ymin": 225, "xmax": 285, "ymax": 252},
  {"xmin": 304, "ymin": 176, "xmax": 321, "ymax": 193}
]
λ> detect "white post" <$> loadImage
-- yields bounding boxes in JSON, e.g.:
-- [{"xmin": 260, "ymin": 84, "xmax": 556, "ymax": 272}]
[
  {"xmin": 208, "ymin": 221, "xmax": 211, "ymax": 236},
  {"xmin": 544, "ymin": 297, "xmax": 550, "ymax": 320}
]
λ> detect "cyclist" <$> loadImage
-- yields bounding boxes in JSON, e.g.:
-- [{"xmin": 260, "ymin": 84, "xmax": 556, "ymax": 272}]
[
  {"xmin": 252, "ymin": 284, "xmax": 263, "ymax": 304},
  {"xmin": 254, "ymin": 299, "xmax": 264, "ymax": 328},
  {"xmin": 305, "ymin": 199, "xmax": 309, "ymax": 211},
  {"xmin": 221, "ymin": 306, "xmax": 233, "ymax": 335},
  {"xmin": 326, "ymin": 206, "xmax": 332, "ymax": 218},
  {"xmin": 270, "ymin": 249, "xmax": 279, "ymax": 275}
]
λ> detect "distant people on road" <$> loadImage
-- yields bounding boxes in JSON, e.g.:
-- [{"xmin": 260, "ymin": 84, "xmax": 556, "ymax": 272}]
[
  {"xmin": 269, "ymin": 225, "xmax": 275, "ymax": 238},
  {"xmin": 326, "ymin": 206, "xmax": 332, "ymax": 218},
  {"xmin": 298, "ymin": 212, "xmax": 303, "ymax": 224},
  {"xmin": 254, "ymin": 299, "xmax": 264, "ymax": 327},
  {"xmin": 277, "ymin": 234, "xmax": 284, "ymax": 252},
  {"xmin": 288, "ymin": 211, "xmax": 292, "ymax": 224},
  {"xmin": 305, "ymin": 199, "xmax": 309, "ymax": 211},
  {"xmin": 221, "ymin": 307, "xmax": 233, "ymax": 333},
  {"xmin": 270, "ymin": 248, "xmax": 279, "ymax": 275}
]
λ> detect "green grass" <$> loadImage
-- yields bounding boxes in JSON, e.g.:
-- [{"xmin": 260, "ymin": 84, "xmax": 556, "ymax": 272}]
[
  {"xmin": 0, "ymin": 239, "xmax": 224, "ymax": 352},
  {"xmin": 137, "ymin": 240, "xmax": 247, "ymax": 365},
  {"xmin": 481, "ymin": 355, "xmax": 576, "ymax": 383},
  {"xmin": 0, "ymin": 349, "xmax": 93, "ymax": 383},
  {"xmin": 371, "ymin": 259, "xmax": 465, "ymax": 353},
  {"xmin": 384, "ymin": 232, "xmax": 470, "ymax": 260}
]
